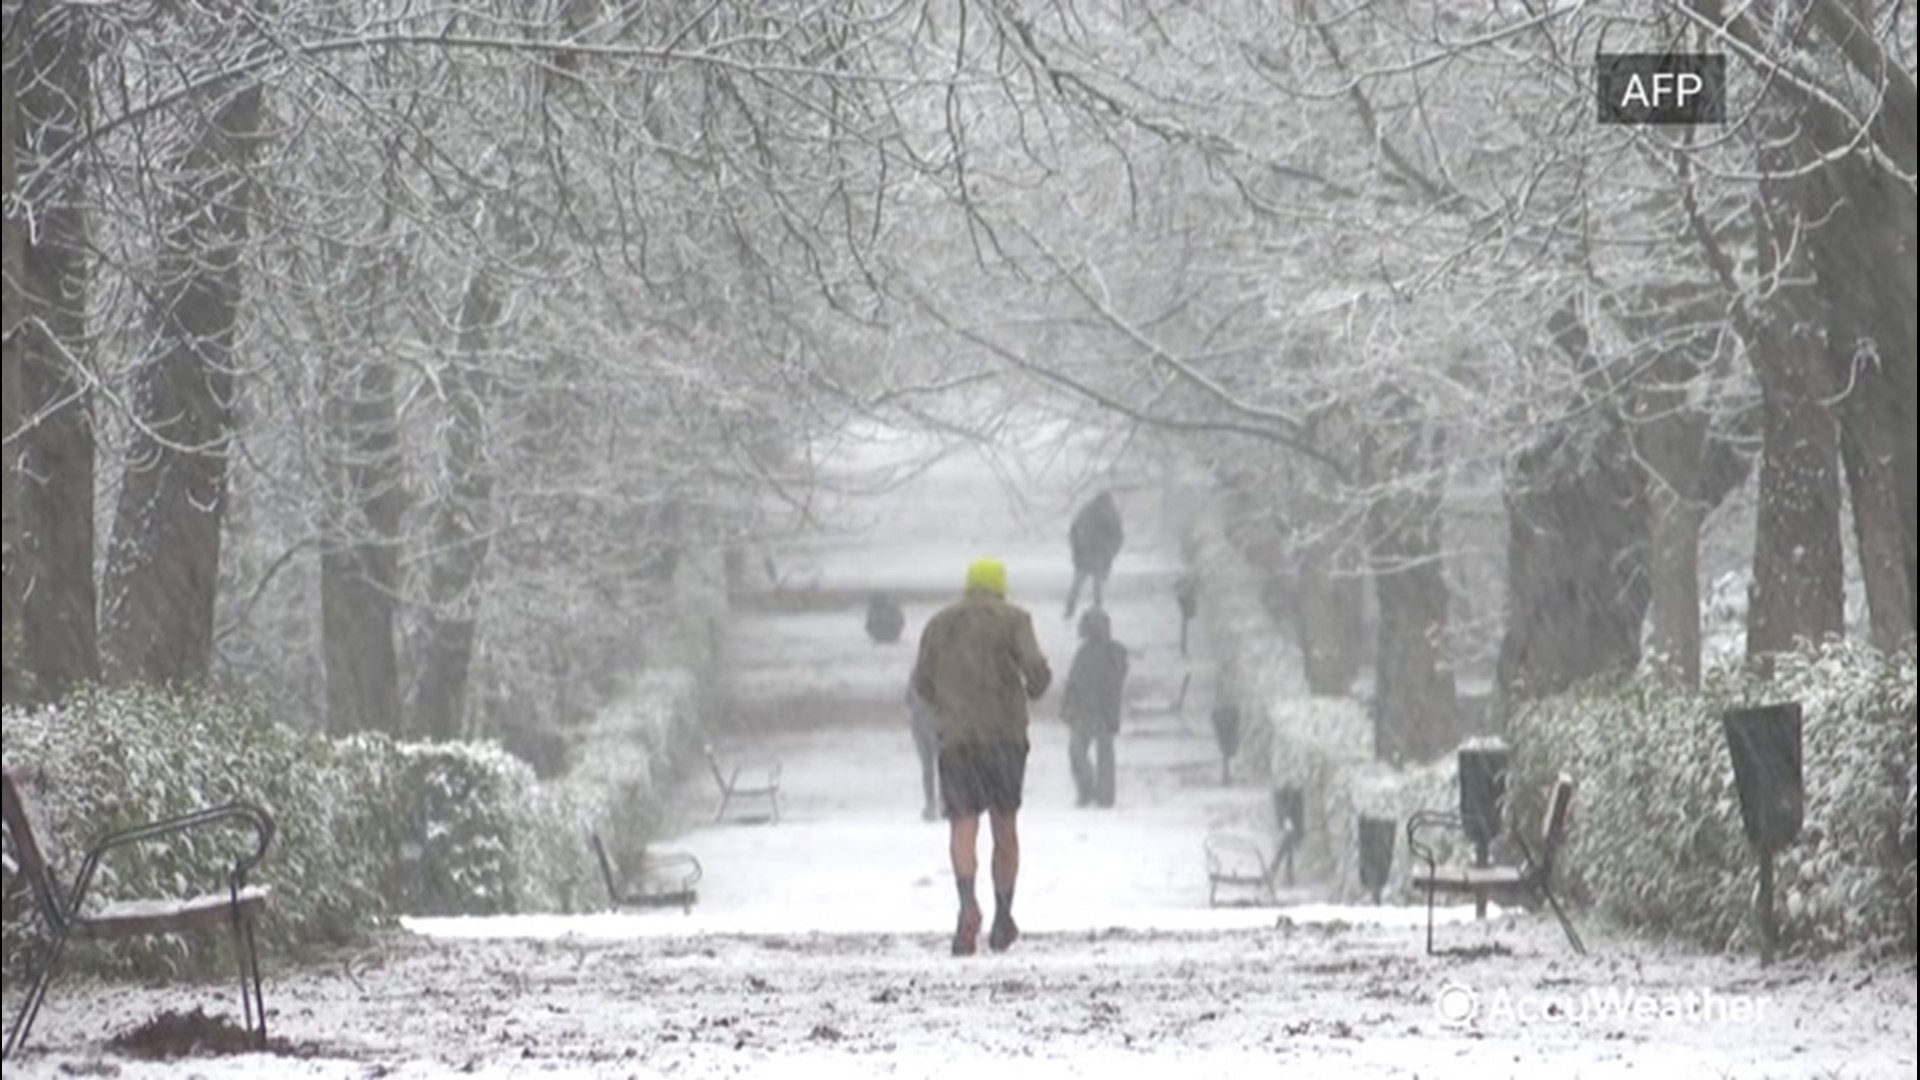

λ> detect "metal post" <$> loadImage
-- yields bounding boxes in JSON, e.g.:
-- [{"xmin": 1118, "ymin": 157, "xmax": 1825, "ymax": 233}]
[{"xmin": 1757, "ymin": 853, "xmax": 1776, "ymax": 966}]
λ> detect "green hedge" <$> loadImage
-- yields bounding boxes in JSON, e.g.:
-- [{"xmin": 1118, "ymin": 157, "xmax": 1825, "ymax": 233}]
[
  {"xmin": 1509, "ymin": 641, "xmax": 1917, "ymax": 958},
  {"xmin": 3, "ymin": 685, "xmax": 394, "ymax": 975},
  {"xmin": 0, "ymin": 679, "xmax": 693, "ymax": 979}
]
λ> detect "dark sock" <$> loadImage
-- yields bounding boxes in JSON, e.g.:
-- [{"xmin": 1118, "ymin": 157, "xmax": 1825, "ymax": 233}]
[
  {"xmin": 994, "ymin": 889, "xmax": 1014, "ymax": 920},
  {"xmin": 956, "ymin": 875, "xmax": 977, "ymax": 909}
]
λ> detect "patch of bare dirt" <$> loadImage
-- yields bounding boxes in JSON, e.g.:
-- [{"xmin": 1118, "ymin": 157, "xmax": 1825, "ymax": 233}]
[{"xmin": 104, "ymin": 1008, "xmax": 319, "ymax": 1060}]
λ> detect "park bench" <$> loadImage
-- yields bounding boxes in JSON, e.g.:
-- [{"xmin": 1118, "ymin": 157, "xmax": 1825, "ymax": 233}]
[
  {"xmin": 1, "ymin": 767, "xmax": 275, "ymax": 1059},
  {"xmin": 1204, "ymin": 786, "xmax": 1304, "ymax": 907},
  {"xmin": 1407, "ymin": 772, "xmax": 1587, "ymax": 957},
  {"xmin": 588, "ymin": 832, "xmax": 701, "ymax": 914},
  {"xmin": 704, "ymin": 744, "xmax": 782, "ymax": 823}
]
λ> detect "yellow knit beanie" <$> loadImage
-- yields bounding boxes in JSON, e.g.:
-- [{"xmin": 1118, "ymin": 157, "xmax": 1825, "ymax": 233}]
[{"xmin": 965, "ymin": 558, "xmax": 1007, "ymax": 598}]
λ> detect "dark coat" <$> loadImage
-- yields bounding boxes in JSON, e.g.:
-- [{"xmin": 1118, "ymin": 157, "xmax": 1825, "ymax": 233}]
[
  {"xmin": 1069, "ymin": 492, "xmax": 1124, "ymax": 576},
  {"xmin": 1062, "ymin": 609, "xmax": 1129, "ymax": 735}
]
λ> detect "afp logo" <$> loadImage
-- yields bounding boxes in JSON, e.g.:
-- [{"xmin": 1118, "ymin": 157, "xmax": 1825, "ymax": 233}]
[{"xmin": 1596, "ymin": 54, "xmax": 1727, "ymax": 125}]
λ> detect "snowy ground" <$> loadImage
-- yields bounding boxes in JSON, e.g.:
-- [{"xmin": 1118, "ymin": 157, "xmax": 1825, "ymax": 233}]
[{"xmin": 6, "ymin": 427, "xmax": 1915, "ymax": 1078}]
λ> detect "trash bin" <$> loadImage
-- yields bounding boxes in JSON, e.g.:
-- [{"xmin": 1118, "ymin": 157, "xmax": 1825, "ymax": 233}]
[
  {"xmin": 1457, "ymin": 742, "xmax": 1510, "ymax": 851},
  {"xmin": 1723, "ymin": 702, "xmax": 1805, "ymax": 965},
  {"xmin": 1723, "ymin": 703, "xmax": 1804, "ymax": 854}
]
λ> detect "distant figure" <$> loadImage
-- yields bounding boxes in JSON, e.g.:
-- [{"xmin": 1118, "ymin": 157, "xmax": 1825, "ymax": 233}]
[
  {"xmin": 1065, "ymin": 491, "xmax": 1124, "ymax": 619},
  {"xmin": 866, "ymin": 591, "xmax": 906, "ymax": 644},
  {"xmin": 1174, "ymin": 573, "xmax": 1199, "ymax": 657},
  {"xmin": 1061, "ymin": 608, "xmax": 1130, "ymax": 808},
  {"xmin": 1210, "ymin": 700, "xmax": 1242, "ymax": 786},
  {"xmin": 913, "ymin": 557, "xmax": 1051, "ymax": 956},
  {"xmin": 906, "ymin": 682, "xmax": 940, "ymax": 821}
]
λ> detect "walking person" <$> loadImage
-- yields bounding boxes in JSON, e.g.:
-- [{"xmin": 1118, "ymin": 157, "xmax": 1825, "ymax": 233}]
[
  {"xmin": 1061, "ymin": 608, "xmax": 1129, "ymax": 808},
  {"xmin": 1174, "ymin": 572, "xmax": 1198, "ymax": 658},
  {"xmin": 867, "ymin": 591, "xmax": 906, "ymax": 644},
  {"xmin": 1065, "ymin": 491, "xmax": 1124, "ymax": 619},
  {"xmin": 906, "ymin": 681, "xmax": 940, "ymax": 821},
  {"xmin": 912, "ymin": 558, "xmax": 1051, "ymax": 956}
]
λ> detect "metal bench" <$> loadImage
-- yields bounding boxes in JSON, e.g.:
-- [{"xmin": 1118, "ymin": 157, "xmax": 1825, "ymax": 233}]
[
  {"xmin": 1204, "ymin": 787, "xmax": 1304, "ymax": 907},
  {"xmin": 1, "ymin": 767, "xmax": 275, "ymax": 1059},
  {"xmin": 703, "ymin": 744, "xmax": 782, "ymax": 823},
  {"xmin": 1408, "ymin": 772, "xmax": 1586, "ymax": 956},
  {"xmin": 589, "ymin": 832, "xmax": 701, "ymax": 914}
]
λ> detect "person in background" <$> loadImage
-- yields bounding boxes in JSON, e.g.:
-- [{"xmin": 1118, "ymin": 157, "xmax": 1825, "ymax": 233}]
[
  {"xmin": 912, "ymin": 558, "xmax": 1051, "ymax": 956},
  {"xmin": 867, "ymin": 591, "xmax": 906, "ymax": 644},
  {"xmin": 1065, "ymin": 491, "xmax": 1124, "ymax": 620},
  {"xmin": 1174, "ymin": 572, "xmax": 1198, "ymax": 657},
  {"xmin": 906, "ymin": 681, "xmax": 940, "ymax": 821},
  {"xmin": 1061, "ymin": 608, "xmax": 1129, "ymax": 808}
]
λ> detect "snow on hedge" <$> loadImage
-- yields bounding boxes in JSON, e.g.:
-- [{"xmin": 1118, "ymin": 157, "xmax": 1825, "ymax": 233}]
[
  {"xmin": 0, "ymin": 670, "xmax": 702, "ymax": 979},
  {"xmin": 1509, "ymin": 640, "xmax": 1917, "ymax": 958},
  {"xmin": 1186, "ymin": 486, "xmax": 1460, "ymax": 902}
]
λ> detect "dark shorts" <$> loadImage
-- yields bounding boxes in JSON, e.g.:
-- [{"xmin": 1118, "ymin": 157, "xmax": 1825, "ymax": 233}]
[{"xmin": 939, "ymin": 739, "xmax": 1029, "ymax": 818}]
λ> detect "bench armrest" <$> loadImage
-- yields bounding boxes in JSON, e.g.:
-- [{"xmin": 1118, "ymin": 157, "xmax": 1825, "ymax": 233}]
[
  {"xmin": 1204, "ymin": 833, "xmax": 1269, "ymax": 879},
  {"xmin": 68, "ymin": 803, "xmax": 277, "ymax": 919},
  {"xmin": 645, "ymin": 851, "xmax": 703, "ymax": 890},
  {"xmin": 1406, "ymin": 810, "xmax": 1462, "ymax": 868}
]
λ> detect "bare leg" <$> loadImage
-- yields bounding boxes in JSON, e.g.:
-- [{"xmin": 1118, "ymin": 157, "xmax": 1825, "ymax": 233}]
[
  {"xmin": 987, "ymin": 808, "xmax": 1021, "ymax": 951},
  {"xmin": 949, "ymin": 814, "xmax": 982, "ymax": 955},
  {"xmin": 950, "ymin": 813, "xmax": 980, "ymax": 881},
  {"xmin": 988, "ymin": 809, "xmax": 1019, "ymax": 891}
]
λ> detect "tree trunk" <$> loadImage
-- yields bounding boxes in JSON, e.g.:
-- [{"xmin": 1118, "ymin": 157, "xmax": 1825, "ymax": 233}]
[
  {"xmin": 2, "ymin": 7, "xmax": 98, "ymax": 702},
  {"xmin": 1630, "ymin": 341, "xmax": 1714, "ymax": 688},
  {"xmin": 1645, "ymin": 491, "xmax": 1705, "ymax": 685},
  {"xmin": 320, "ymin": 297, "xmax": 405, "ymax": 735},
  {"xmin": 100, "ymin": 79, "xmax": 264, "ymax": 686},
  {"xmin": 1363, "ymin": 415, "xmax": 1458, "ymax": 766},
  {"xmin": 1496, "ymin": 414, "xmax": 1650, "ymax": 708},
  {"xmin": 1806, "ymin": 153, "xmax": 1917, "ymax": 650},
  {"xmin": 1294, "ymin": 530, "xmax": 1363, "ymax": 696},
  {"xmin": 1743, "ymin": 153, "xmax": 1846, "ymax": 665},
  {"xmin": 1743, "ymin": 332, "xmax": 1844, "ymax": 661},
  {"xmin": 412, "ymin": 262, "xmax": 501, "ymax": 741}
]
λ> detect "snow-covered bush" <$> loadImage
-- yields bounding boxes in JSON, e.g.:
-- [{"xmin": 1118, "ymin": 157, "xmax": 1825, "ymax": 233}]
[
  {"xmin": 1, "ymin": 685, "xmax": 394, "ymax": 976},
  {"xmin": 559, "ymin": 669, "xmax": 702, "ymax": 876},
  {"xmin": 0, "ymin": 682, "xmax": 656, "ymax": 979},
  {"xmin": 1510, "ymin": 640, "xmax": 1917, "ymax": 957},
  {"xmin": 381, "ymin": 739, "xmax": 578, "ymax": 917},
  {"xmin": 1188, "ymin": 484, "xmax": 1469, "ymax": 901}
]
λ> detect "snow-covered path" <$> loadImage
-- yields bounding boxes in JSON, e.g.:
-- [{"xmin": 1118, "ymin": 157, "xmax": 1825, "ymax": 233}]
[{"xmin": 5, "ymin": 428, "xmax": 1915, "ymax": 1078}]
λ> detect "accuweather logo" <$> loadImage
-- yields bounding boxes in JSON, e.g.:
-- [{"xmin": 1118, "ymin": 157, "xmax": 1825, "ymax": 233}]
[
  {"xmin": 1596, "ymin": 53, "xmax": 1727, "ymax": 125},
  {"xmin": 1434, "ymin": 981, "xmax": 1771, "ymax": 1027}
]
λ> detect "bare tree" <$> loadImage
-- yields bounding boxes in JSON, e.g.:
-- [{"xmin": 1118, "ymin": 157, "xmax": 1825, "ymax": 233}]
[{"xmin": 2, "ymin": 0, "xmax": 98, "ymax": 702}]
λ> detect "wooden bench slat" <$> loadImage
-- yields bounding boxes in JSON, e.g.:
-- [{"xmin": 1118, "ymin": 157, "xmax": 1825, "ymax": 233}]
[
  {"xmin": 1410, "ymin": 866, "xmax": 1527, "ymax": 891},
  {"xmin": 81, "ymin": 886, "xmax": 273, "ymax": 938}
]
